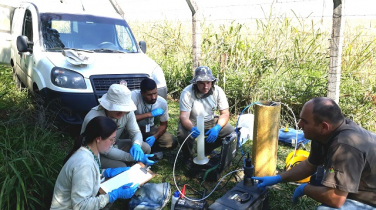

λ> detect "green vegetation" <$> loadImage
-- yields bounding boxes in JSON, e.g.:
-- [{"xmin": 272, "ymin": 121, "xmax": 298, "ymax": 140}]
[
  {"xmin": 0, "ymin": 65, "xmax": 70, "ymax": 209},
  {"xmin": 131, "ymin": 16, "xmax": 376, "ymax": 131},
  {"xmin": 1, "ymin": 14, "xmax": 375, "ymax": 210}
]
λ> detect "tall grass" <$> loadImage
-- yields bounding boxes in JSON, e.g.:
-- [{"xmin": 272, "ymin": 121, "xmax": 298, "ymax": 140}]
[
  {"xmin": 0, "ymin": 65, "xmax": 69, "ymax": 209},
  {"xmin": 130, "ymin": 14, "xmax": 376, "ymax": 131}
]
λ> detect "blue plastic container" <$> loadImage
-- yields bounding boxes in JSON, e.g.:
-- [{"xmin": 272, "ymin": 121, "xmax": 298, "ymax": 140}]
[{"xmin": 278, "ymin": 128, "xmax": 308, "ymax": 146}]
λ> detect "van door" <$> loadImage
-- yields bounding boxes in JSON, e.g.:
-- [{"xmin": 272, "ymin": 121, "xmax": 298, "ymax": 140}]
[
  {"xmin": 0, "ymin": 4, "xmax": 16, "ymax": 65},
  {"xmin": 17, "ymin": 6, "xmax": 37, "ymax": 88}
]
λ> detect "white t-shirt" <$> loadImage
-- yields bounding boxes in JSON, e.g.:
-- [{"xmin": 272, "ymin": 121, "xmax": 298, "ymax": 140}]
[
  {"xmin": 179, "ymin": 84, "xmax": 229, "ymax": 123},
  {"xmin": 131, "ymin": 90, "xmax": 169, "ymax": 127}
]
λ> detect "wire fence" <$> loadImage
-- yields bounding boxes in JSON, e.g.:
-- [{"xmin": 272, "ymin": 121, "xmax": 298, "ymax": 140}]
[
  {"xmin": 120, "ymin": 0, "xmax": 376, "ymax": 43},
  {"xmin": 116, "ymin": 0, "xmax": 376, "ymax": 131},
  {"xmin": 119, "ymin": 0, "xmax": 376, "ymax": 71}
]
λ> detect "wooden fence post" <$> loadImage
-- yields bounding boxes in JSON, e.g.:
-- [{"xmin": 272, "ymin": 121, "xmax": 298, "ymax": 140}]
[
  {"xmin": 327, "ymin": 0, "xmax": 345, "ymax": 103},
  {"xmin": 186, "ymin": 0, "xmax": 201, "ymax": 74},
  {"xmin": 109, "ymin": 0, "xmax": 126, "ymax": 19}
]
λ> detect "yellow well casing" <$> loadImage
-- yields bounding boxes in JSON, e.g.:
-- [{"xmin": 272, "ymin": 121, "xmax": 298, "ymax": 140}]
[{"xmin": 252, "ymin": 102, "xmax": 281, "ymax": 177}]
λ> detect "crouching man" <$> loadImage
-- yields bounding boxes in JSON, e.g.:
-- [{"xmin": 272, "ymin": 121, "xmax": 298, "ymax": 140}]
[
  {"xmin": 253, "ymin": 97, "xmax": 376, "ymax": 209},
  {"xmin": 131, "ymin": 78, "xmax": 178, "ymax": 153}
]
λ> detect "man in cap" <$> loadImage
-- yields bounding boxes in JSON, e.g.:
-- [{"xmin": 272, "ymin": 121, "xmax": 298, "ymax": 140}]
[
  {"xmin": 81, "ymin": 84, "xmax": 154, "ymax": 168},
  {"xmin": 131, "ymin": 78, "xmax": 178, "ymax": 153},
  {"xmin": 253, "ymin": 97, "xmax": 376, "ymax": 209},
  {"xmin": 177, "ymin": 66, "xmax": 234, "ymax": 162}
]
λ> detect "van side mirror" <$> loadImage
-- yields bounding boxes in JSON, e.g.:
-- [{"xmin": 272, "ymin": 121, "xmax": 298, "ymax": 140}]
[
  {"xmin": 17, "ymin": 36, "xmax": 34, "ymax": 53},
  {"xmin": 139, "ymin": 41, "xmax": 146, "ymax": 53}
]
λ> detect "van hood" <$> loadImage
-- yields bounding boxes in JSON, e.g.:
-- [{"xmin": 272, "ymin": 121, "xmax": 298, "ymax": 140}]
[{"xmin": 45, "ymin": 52, "xmax": 158, "ymax": 78}]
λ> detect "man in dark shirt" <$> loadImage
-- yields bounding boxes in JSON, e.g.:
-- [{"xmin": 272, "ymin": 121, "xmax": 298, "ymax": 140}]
[{"xmin": 253, "ymin": 97, "xmax": 376, "ymax": 209}]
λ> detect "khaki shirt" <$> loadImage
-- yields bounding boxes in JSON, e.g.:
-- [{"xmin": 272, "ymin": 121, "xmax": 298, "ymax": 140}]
[{"xmin": 179, "ymin": 84, "xmax": 229, "ymax": 124}]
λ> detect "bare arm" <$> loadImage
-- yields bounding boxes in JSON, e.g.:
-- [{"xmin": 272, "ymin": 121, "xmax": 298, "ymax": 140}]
[
  {"xmin": 134, "ymin": 112, "xmax": 152, "ymax": 122},
  {"xmin": 217, "ymin": 109, "xmax": 230, "ymax": 127},
  {"xmin": 180, "ymin": 111, "xmax": 194, "ymax": 131},
  {"xmin": 152, "ymin": 121, "xmax": 167, "ymax": 139},
  {"xmin": 305, "ymin": 185, "xmax": 348, "ymax": 208},
  {"xmin": 280, "ymin": 159, "xmax": 317, "ymax": 182}
]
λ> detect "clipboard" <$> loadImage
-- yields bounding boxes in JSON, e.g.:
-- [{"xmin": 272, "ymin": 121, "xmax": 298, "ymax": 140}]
[{"xmin": 99, "ymin": 162, "xmax": 155, "ymax": 194}]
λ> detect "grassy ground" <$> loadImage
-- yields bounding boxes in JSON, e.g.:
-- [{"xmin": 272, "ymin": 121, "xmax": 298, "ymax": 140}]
[
  {"xmin": 143, "ymin": 100, "xmax": 320, "ymax": 210},
  {"xmin": 1, "ymin": 64, "xmax": 319, "ymax": 209}
]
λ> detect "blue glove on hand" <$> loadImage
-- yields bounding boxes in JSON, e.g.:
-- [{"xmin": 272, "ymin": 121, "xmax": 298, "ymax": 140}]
[
  {"xmin": 205, "ymin": 124, "xmax": 221, "ymax": 143},
  {"xmin": 141, "ymin": 154, "xmax": 156, "ymax": 166},
  {"xmin": 108, "ymin": 183, "xmax": 139, "ymax": 203},
  {"xmin": 103, "ymin": 167, "xmax": 130, "ymax": 178},
  {"xmin": 190, "ymin": 127, "xmax": 200, "ymax": 138},
  {"xmin": 145, "ymin": 136, "xmax": 156, "ymax": 147},
  {"xmin": 293, "ymin": 183, "xmax": 307, "ymax": 203},
  {"xmin": 130, "ymin": 144, "xmax": 144, "ymax": 162},
  {"xmin": 151, "ymin": 108, "xmax": 164, "ymax": 117},
  {"xmin": 252, "ymin": 175, "xmax": 282, "ymax": 190}
]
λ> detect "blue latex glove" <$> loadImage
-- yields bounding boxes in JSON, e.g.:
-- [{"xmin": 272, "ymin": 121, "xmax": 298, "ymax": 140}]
[
  {"xmin": 145, "ymin": 136, "xmax": 156, "ymax": 147},
  {"xmin": 103, "ymin": 167, "xmax": 130, "ymax": 178},
  {"xmin": 130, "ymin": 144, "xmax": 144, "ymax": 162},
  {"xmin": 293, "ymin": 183, "xmax": 307, "ymax": 203},
  {"xmin": 141, "ymin": 154, "xmax": 156, "ymax": 166},
  {"xmin": 151, "ymin": 108, "xmax": 164, "ymax": 117},
  {"xmin": 205, "ymin": 124, "xmax": 222, "ymax": 143},
  {"xmin": 190, "ymin": 127, "xmax": 200, "ymax": 138},
  {"xmin": 108, "ymin": 183, "xmax": 139, "ymax": 203},
  {"xmin": 252, "ymin": 175, "xmax": 282, "ymax": 190}
]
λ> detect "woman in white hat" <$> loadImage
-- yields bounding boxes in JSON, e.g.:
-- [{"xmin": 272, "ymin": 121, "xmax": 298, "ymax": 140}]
[
  {"xmin": 81, "ymin": 84, "xmax": 154, "ymax": 168},
  {"xmin": 177, "ymin": 66, "xmax": 234, "ymax": 162}
]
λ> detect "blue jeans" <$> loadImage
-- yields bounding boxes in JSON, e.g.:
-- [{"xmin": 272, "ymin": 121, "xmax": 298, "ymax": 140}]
[{"xmin": 317, "ymin": 199, "xmax": 375, "ymax": 210}]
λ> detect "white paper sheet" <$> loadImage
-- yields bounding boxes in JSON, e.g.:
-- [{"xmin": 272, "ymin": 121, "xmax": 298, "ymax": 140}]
[{"xmin": 100, "ymin": 164, "xmax": 153, "ymax": 193}]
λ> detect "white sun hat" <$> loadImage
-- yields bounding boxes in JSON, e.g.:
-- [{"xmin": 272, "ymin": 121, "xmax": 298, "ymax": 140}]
[{"xmin": 99, "ymin": 84, "xmax": 136, "ymax": 112}]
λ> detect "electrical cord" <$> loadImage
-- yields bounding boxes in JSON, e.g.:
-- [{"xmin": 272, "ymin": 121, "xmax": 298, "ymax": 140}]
[
  {"xmin": 201, "ymin": 153, "xmax": 245, "ymax": 191},
  {"xmin": 173, "ymin": 131, "xmax": 244, "ymax": 202}
]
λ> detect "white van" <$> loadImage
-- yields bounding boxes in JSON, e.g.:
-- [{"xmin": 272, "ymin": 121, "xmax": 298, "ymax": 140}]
[{"xmin": 0, "ymin": 1, "xmax": 167, "ymax": 124}]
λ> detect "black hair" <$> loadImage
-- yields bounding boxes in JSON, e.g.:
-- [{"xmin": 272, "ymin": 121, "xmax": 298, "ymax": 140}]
[
  {"xmin": 140, "ymin": 78, "xmax": 157, "ymax": 93},
  {"xmin": 311, "ymin": 97, "xmax": 344, "ymax": 125},
  {"xmin": 63, "ymin": 116, "xmax": 117, "ymax": 164},
  {"xmin": 192, "ymin": 81, "xmax": 216, "ymax": 99}
]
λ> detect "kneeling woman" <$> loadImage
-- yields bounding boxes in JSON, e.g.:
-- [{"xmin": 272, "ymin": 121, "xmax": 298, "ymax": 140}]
[{"xmin": 51, "ymin": 116, "xmax": 138, "ymax": 209}]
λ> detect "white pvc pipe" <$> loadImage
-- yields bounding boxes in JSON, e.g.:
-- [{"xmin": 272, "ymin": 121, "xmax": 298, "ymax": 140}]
[{"xmin": 193, "ymin": 104, "xmax": 209, "ymax": 165}]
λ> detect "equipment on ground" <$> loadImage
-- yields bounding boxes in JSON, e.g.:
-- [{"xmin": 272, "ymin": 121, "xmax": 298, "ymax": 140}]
[
  {"xmin": 285, "ymin": 149, "xmax": 310, "ymax": 183},
  {"xmin": 209, "ymin": 153, "xmax": 268, "ymax": 209},
  {"xmin": 278, "ymin": 127, "xmax": 308, "ymax": 147},
  {"xmin": 174, "ymin": 198, "xmax": 208, "ymax": 210},
  {"xmin": 185, "ymin": 132, "xmax": 238, "ymax": 181}
]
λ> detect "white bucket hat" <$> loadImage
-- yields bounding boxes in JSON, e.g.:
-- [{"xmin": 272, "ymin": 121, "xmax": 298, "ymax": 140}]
[{"xmin": 99, "ymin": 84, "xmax": 136, "ymax": 112}]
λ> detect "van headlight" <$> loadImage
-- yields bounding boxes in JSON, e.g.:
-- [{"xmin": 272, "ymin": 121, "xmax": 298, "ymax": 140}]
[
  {"xmin": 151, "ymin": 66, "xmax": 166, "ymax": 88},
  {"xmin": 51, "ymin": 67, "xmax": 86, "ymax": 89}
]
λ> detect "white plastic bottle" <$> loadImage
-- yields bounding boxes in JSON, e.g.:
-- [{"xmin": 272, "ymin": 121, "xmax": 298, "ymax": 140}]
[{"xmin": 171, "ymin": 190, "xmax": 180, "ymax": 210}]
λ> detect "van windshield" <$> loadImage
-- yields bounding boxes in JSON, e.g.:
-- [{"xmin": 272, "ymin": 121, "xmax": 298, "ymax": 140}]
[{"xmin": 40, "ymin": 13, "xmax": 138, "ymax": 53}]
